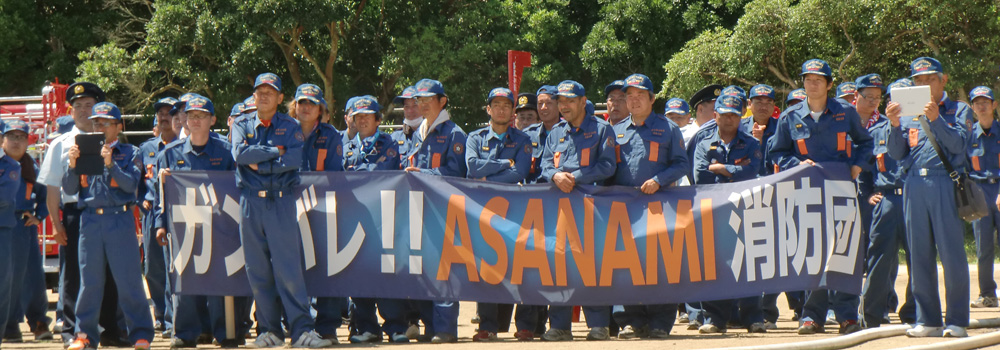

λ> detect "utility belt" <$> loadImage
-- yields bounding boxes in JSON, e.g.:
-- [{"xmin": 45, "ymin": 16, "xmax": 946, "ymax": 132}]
[
  {"xmin": 84, "ymin": 205, "xmax": 130, "ymax": 216},
  {"xmin": 910, "ymin": 168, "xmax": 951, "ymax": 177},
  {"xmin": 876, "ymin": 187, "xmax": 904, "ymax": 196},
  {"xmin": 243, "ymin": 189, "xmax": 288, "ymax": 199},
  {"xmin": 975, "ymin": 178, "xmax": 1000, "ymax": 185}
]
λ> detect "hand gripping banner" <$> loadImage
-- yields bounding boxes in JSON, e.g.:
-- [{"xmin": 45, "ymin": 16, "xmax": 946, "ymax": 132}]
[{"xmin": 163, "ymin": 162, "xmax": 864, "ymax": 305}]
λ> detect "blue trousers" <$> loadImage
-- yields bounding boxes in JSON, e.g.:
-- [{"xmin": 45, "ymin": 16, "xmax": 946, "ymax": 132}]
[
  {"xmin": 685, "ymin": 302, "xmax": 706, "ymax": 324},
  {"xmin": 973, "ymin": 182, "xmax": 1000, "ymax": 298},
  {"xmin": 801, "ymin": 289, "xmax": 859, "ymax": 324},
  {"xmin": 702, "ymin": 296, "xmax": 763, "ymax": 330},
  {"xmin": 314, "ymin": 297, "xmax": 346, "ymax": 336},
  {"xmin": 476, "ymin": 302, "xmax": 538, "ymax": 333},
  {"xmin": 5, "ymin": 219, "xmax": 48, "ymax": 335},
  {"xmin": 762, "ymin": 291, "xmax": 803, "ymax": 323},
  {"xmin": 861, "ymin": 192, "xmax": 912, "ymax": 327},
  {"xmin": 612, "ymin": 304, "xmax": 676, "ymax": 332},
  {"xmin": 141, "ymin": 209, "xmax": 172, "ymax": 330},
  {"xmin": 904, "ymin": 175, "xmax": 969, "ymax": 327},
  {"xmin": 174, "ymin": 294, "xmax": 251, "ymax": 342},
  {"xmin": 239, "ymin": 195, "xmax": 314, "ymax": 341},
  {"xmin": 352, "ymin": 298, "xmax": 407, "ymax": 336},
  {"xmin": 432, "ymin": 301, "xmax": 459, "ymax": 336},
  {"xmin": 0, "ymin": 226, "xmax": 13, "ymax": 346},
  {"xmin": 513, "ymin": 305, "xmax": 541, "ymax": 333},
  {"xmin": 24, "ymin": 223, "xmax": 51, "ymax": 328},
  {"xmin": 74, "ymin": 210, "xmax": 154, "ymax": 342},
  {"xmin": 549, "ymin": 305, "xmax": 609, "ymax": 330}
]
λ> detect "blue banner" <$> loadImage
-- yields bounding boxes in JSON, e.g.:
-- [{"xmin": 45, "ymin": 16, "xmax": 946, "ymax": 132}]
[{"xmin": 164, "ymin": 163, "xmax": 864, "ymax": 306}]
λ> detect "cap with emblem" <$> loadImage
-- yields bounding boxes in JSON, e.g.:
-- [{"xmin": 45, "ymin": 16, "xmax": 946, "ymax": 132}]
[
  {"xmin": 715, "ymin": 95, "xmax": 744, "ymax": 115},
  {"xmin": 414, "ymin": 79, "xmax": 446, "ymax": 97},
  {"xmin": 171, "ymin": 92, "xmax": 202, "ymax": 115},
  {"xmin": 836, "ymin": 82, "xmax": 857, "ymax": 98},
  {"xmin": 243, "ymin": 96, "xmax": 257, "ymax": 112},
  {"xmin": 800, "ymin": 59, "xmax": 832, "ymax": 77},
  {"xmin": 749, "ymin": 84, "xmax": 775, "ymax": 100},
  {"xmin": 184, "ymin": 96, "xmax": 214, "ymax": 115},
  {"xmin": 487, "ymin": 87, "xmax": 515, "ymax": 105},
  {"xmin": 664, "ymin": 98, "xmax": 690, "ymax": 115},
  {"xmin": 393, "ymin": 86, "xmax": 417, "ymax": 105},
  {"xmin": 230, "ymin": 103, "xmax": 246, "ymax": 117},
  {"xmin": 604, "ymin": 80, "xmax": 625, "ymax": 96},
  {"xmin": 254, "ymin": 73, "xmax": 282, "ymax": 91},
  {"xmin": 153, "ymin": 97, "xmax": 178, "ymax": 113},
  {"xmin": 3, "ymin": 119, "xmax": 30, "ymax": 135},
  {"xmin": 887, "ymin": 78, "xmax": 913, "ymax": 94},
  {"xmin": 89, "ymin": 102, "xmax": 122, "ymax": 121},
  {"xmin": 970, "ymin": 86, "xmax": 994, "ymax": 102},
  {"xmin": 855, "ymin": 74, "xmax": 885, "ymax": 92},
  {"xmin": 786, "ymin": 88, "xmax": 807, "ymax": 104},
  {"xmin": 55, "ymin": 115, "xmax": 75, "ymax": 134},
  {"xmin": 721, "ymin": 85, "xmax": 746, "ymax": 101},
  {"xmin": 344, "ymin": 96, "xmax": 360, "ymax": 115},
  {"xmin": 910, "ymin": 57, "xmax": 943, "ymax": 77},
  {"xmin": 555, "ymin": 80, "xmax": 585, "ymax": 99},
  {"xmin": 294, "ymin": 84, "xmax": 323, "ymax": 104},
  {"xmin": 65, "ymin": 82, "xmax": 106, "ymax": 104},
  {"xmin": 515, "ymin": 93, "xmax": 537, "ymax": 111},
  {"xmin": 536, "ymin": 85, "xmax": 558, "ymax": 97},
  {"xmin": 622, "ymin": 74, "xmax": 654, "ymax": 94},
  {"xmin": 350, "ymin": 96, "xmax": 381, "ymax": 116},
  {"xmin": 689, "ymin": 84, "xmax": 724, "ymax": 109}
]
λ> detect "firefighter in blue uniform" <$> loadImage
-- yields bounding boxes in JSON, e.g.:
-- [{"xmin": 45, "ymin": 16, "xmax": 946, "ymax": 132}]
[
  {"xmin": 523, "ymin": 85, "xmax": 562, "ymax": 184},
  {"xmin": 402, "ymin": 78, "xmax": 467, "ymax": 344},
  {"xmin": 465, "ymin": 88, "xmax": 533, "ymax": 342},
  {"xmin": 153, "ymin": 96, "xmax": 251, "ymax": 348},
  {"xmin": 138, "ymin": 97, "xmax": 178, "ymax": 336},
  {"xmin": 610, "ymin": 74, "xmax": 687, "ymax": 339},
  {"xmin": 967, "ymin": 86, "xmax": 1000, "ymax": 309},
  {"xmin": 886, "ymin": 57, "xmax": 970, "ymax": 338},
  {"xmin": 63, "ymin": 102, "xmax": 154, "ymax": 350},
  {"xmin": 860, "ymin": 77, "xmax": 917, "ymax": 328},
  {"xmin": 391, "ymin": 86, "xmax": 420, "ymax": 166},
  {"xmin": 344, "ymin": 96, "xmax": 401, "ymax": 171},
  {"xmin": 693, "ymin": 95, "xmax": 766, "ymax": 334},
  {"xmin": 767, "ymin": 59, "xmax": 873, "ymax": 335},
  {"xmin": 837, "ymin": 82, "xmax": 857, "ymax": 104},
  {"xmin": 0, "ymin": 123, "xmax": 22, "ymax": 347},
  {"xmin": 230, "ymin": 73, "xmax": 332, "ymax": 348},
  {"xmin": 786, "ymin": 89, "xmax": 806, "ymax": 108},
  {"xmin": 539, "ymin": 80, "xmax": 617, "ymax": 341}
]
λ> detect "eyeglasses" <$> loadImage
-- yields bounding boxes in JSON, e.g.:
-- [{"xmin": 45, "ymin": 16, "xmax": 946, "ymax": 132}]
[
  {"xmin": 859, "ymin": 93, "xmax": 881, "ymax": 103},
  {"xmin": 415, "ymin": 96, "xmax": 438, "ymax": 105}
]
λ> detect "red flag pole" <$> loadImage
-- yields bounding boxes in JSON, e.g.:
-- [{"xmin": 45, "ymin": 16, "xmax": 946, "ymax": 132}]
[{"xmin": 508, "ymin": 50, "xmax": 532, "ymax": 95}]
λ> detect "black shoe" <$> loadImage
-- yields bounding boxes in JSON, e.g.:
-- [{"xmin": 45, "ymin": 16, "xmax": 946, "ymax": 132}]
[
  {"xmin": 4, "ymin": 331, "xmax": 24, "ymax": 343},
  {"xmin": 197, "ymin": 333, "xmax": 214, "ymax": 344},
  {"xmin": 170, "ymin": 337, "xmax": 198, "ymax": 349},
  {"xmin": 100, "ymin": 334, "xmax": 131, "ymax": 347}
]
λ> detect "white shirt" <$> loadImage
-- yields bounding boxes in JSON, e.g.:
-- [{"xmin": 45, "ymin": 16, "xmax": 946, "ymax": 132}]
[
  {"xmin": 418, "ymin": 110, "xmax": 451, "ymax": 140},
  {"xmin": 37, "ymin": 126, "xmax": 80, "ymax": 204}
]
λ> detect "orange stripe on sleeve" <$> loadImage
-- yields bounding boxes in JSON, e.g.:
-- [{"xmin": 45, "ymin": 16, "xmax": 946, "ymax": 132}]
[
  {"xmin": 431, "ymin": 153, "xmax": 441, "ymax": 168},
  {"xmin": 25, "ymin": 183, "xmax": 33, "ymax": 200},
  {"xmin": 553, "ymin": 152, "xmax": 561, "ymax": 168},
  {"xmin": 836, "ymin": 132, "xmax": 846, "ymax": 151},
  {"xmin": 972, "ymin": 156, "xmax": 981, "ymax": 172},
  {"xmin": 648, "ymin": 141, "xmax": 660, "ymax": 162},
  {"xmin": 580, "ymin": 148, "xmax": 590, "ymax": 167},
  {"xmin": 316, "ymin": 149, "xmax": 328, "ymax": 171},
  {"xmin": 796, "ymin": 139, "xmax": 808, "ymax": 155},
  {"xmin": 80, "ymin": 175, "xmax": 89, "ymax": 188}
]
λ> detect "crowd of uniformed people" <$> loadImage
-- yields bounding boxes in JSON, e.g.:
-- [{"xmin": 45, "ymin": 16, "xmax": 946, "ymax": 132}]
[{"xmin": 0, "ymin": 55, "xmax": 996, "ymax": 349}]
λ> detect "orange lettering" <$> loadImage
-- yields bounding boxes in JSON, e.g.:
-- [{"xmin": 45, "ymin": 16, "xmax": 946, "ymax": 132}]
[
  {"xmin": 436, "ymin": 195, "xmax": 479, "ymax": 282},
  {"xmin": 511, "ymin": 199, "xmax": 553, "ymax": 286},
  {"xmin": 599, "ymin": 201, "xmax": 645, "ymax": 286},
  {"xmin": 554, "ymin": 198, "xmax": 597, "ymax": 287},
  {"xmin": 479, "ymin": 197, "xmax": 509, "ymax": 285},
  {"xmin": 645, "ymin": 200, "xmax": 701, "ymax": 284},
  {"xmin": 700, "ymin": 198, "xmax": 716, "ymax": 281}
]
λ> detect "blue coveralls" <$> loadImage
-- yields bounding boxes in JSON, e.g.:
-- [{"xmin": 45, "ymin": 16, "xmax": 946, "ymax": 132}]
[
  {"xmin": 5, "ymin": 158, "xmax": 49, "ymax": 336},
  {"xmin": 967, "ymin": 121, "xmax": 1000, "ymax": 300},
  {"xmin": 610, "ymin": 113, "xmax": 687, "ymax": 333},
  {"xmin": 343, "ymin": 130, "xmax": 408, "ymax": 338},
  {"xmin": 402, "ymin": 115, "xmax": 468, "ymax": 337},
  {"xmin": 297, "ymin": 123, "xmax": 350, "ymax": 337},
  {"xmin": 767, "ymin": 98, "xmax": 873, "ymax": 327},
  {"xmin": 0, "ymin": 152, "xmax": 22, "ymax": 347},
  {"xmin": 859, "ymin": 115, "xmax": 915, "ymax": 327},
  {"xmin": 693, "ymin": 128, "xmax": 765, "ymax": 331},
  {"xmin": 540, "ymin": 114, "xmax": 617, "ymax": 331},
  {"xmin": 230, "ymin": 111, "xmax": 314, "ymax": 341},
  {"xmin": 137, "ymin": 136, "xmax": 175, "ymax": 332},
  {"xmin": 153, "ymin": 137, "xmax": 253, "ymax": 343},
  {"xmin": 465, "ymin": 125, "xmax": 533, "ymax": 334},
  {"xmin": 390, "ymin": 126, "xmax": 417, "ymax": 169},
  {"xmin": 886, "ymin": 102, "xmax": 971, "ymax": 328},
  {"xmin": 522, "ymin": 122, "xmax": 550, "ymax": 184},
  {"xmin": 62, "ymin": 142, "xmax": 154, "ymax": 343}
]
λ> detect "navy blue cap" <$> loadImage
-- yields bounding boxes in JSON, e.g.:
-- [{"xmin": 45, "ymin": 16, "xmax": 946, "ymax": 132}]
[
  {"xmin": 586, "ymin": 100, "xmax": 595, "ymax": 116},
  {"xmin": 171, "ymin": 92, "xmax": 201, "ymax": 115},
  {"xmin": 910, "ymin": 57, "xmax": 943, "ymax": 77},
  {"xmin": 721, "ymin": 85, "xmax": 746, "ymax": 101},
  {"xmin": 55, "ymin": 115, "xmax": 75, "ymax": 134},
  {"xmin": 230, "ymin": 103, "xmax": 245, "ymax": 117},
  {"xmin": 555, "ymin": 80, "xmax": 585, "ymax": 98},
  {"xmin": 800, "ymin": 59, "xmax": 832, "ymax": 77},
  {"xmin": 536, "ymin": 85, "xmax": 558, "ymax": 97},
  {"xmin": 664, "ymin": 98, "xmax": 690, "ymax": 115},
  {"xmin": 786, "ymin": 88, "xmax": 807, "ymax": 103},
  {"xmin": 153, "ymin": 97, "xmax": 178, "ymax": 112},
  {"xmin": 487, "ymin": 87, "xmax": 515, "ymax": 104},
  {"xmin": 254, "ymin": 73, "xmax": 282, "ymax": 91},
  {"xmin": 715, "ymin": 95, "xmax": 744, "ymax": 115},
  {"xmin": 393, "ymin": 86, "xmax": 417, "ymax": 104},
  {"xmin": 887, "ymin": 78, "xmax": 913, "ymax": 93},
  {"xmin": 970, "ymin": 86, "xmax": 995, "ymax": 102},
  {"xmin": 836, "ymin": 82, "xmax": 857, "ymax": 97},
  {"xmin": 66, "ymin": 82, "xmax": 106, "ymax": 103},
  {"xmin": 184, "ymin": 96, "xmax": 214, "ymax": 114},
  {"xmin": 604, "ymin": 80, "xmax": 625, "ymax": 96},
  {"xmin": 623, "ymin": 74, "xmax": 654, "ymax": 94},
  {"xmin": 749, "ymin": 84, "xmax": 776, "ymax": 100},
  {"xmin": 515, "ymin": 93, "xmax": 537, "ymax": 111},
  {"xmin": 3, "ymin": 120, "xmax": 30, "ymax": 135},
  {"xmin": 855, "ymin": 74, "xmax": 886, "ymax": 92},
  {"xmin": 414, "ymin": 79, "xmax": 446, "ymax": 97},
  {"xmin": 89, "ymin": 102, "xmax": 122, "ymax": 121},
  {"xmin": 294, "ymin": 84, "xmax": 323, "ymax": 104},
  {"xmin": 350, "ymin": 95, "xmax": 381, "ymax": 116},
  {"xmin": 243, "ymin": 96, "xmax": 257, "ymax": 111},
  {"xmin": 344, "ymin": 96, "xmax": 360, "ymax": 114}
]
